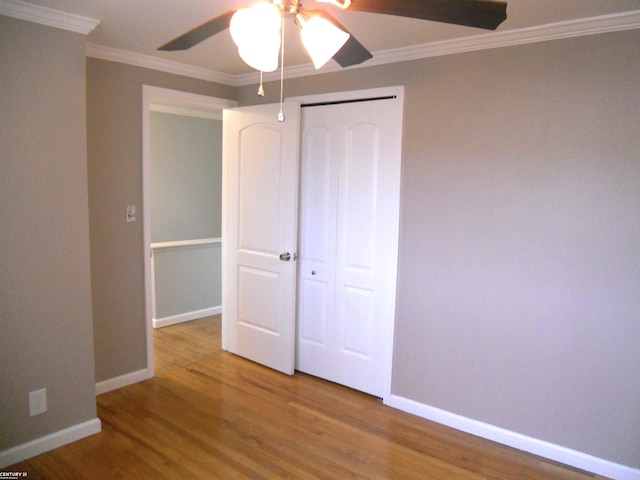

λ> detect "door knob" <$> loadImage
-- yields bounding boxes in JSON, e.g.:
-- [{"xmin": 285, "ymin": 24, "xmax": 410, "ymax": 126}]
[{"xmin": 279, "ymin": 252, "xmax": 291, "ymax": 261}]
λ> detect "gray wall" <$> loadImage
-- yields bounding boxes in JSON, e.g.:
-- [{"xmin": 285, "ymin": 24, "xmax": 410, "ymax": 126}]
[
  {"xmin": 150, "ymin": 112, "xmax": 223, "ymax": 319},
  {"xmin": 0, "ymin": 16, "xmax": 97, "ymax": 450},
  {"xmin": 86, "ymin": 58, "xmax": 235, "ymax": 382},
  {"xmin": 150, "ymin": 112, "xmax": 222, "ymax": 242},
  {"xmin": 153, "ymin": 245, "xmax": 222, "ymax": 318},
  {"xmin": 238, "ymin": 30, "xmax": 640, "ymax": 468}
]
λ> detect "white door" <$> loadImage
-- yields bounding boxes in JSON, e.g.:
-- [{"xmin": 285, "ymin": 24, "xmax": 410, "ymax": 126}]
[
  {"xmin": 222, "ymin": 102, "xmax": 300, "ymax": 374},
  {"xmin": 296, "ymin": 91, "xmax": 403, "ymax": 397}
]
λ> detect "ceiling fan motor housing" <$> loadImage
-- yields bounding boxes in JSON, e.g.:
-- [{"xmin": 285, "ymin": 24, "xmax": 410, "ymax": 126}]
[{"xmin": 274, "ymin": 0, "xmax": 301, "ymax": 15}]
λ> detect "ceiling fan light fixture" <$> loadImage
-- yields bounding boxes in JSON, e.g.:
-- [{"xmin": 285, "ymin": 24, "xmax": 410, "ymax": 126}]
[
  {"xmin": 230, "ymin": 1, "xmax": 282, "ymax": 72},
  {"xmin": 297, "ymin": 12, "xmax": 350, "ymax": 69}
]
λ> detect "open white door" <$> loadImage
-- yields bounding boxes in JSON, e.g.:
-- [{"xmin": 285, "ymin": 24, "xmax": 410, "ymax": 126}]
[{"xmin": 222, "ymin": 102, "xmax": 300, "ymax": 374}]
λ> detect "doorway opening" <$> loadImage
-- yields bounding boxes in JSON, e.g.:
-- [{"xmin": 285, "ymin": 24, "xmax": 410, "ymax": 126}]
[{"xmin": 142, "ymin": 86, "xmax": 237, "ymax": 378}]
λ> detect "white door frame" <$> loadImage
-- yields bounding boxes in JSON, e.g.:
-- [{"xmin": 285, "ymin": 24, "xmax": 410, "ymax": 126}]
[
  {"xmin": 142, "ymin": 86, "xmax": 236, "ymax": 378},
  {"xmin": 289, "ymin": 86, "xmax": 404, "ymax": 402}
]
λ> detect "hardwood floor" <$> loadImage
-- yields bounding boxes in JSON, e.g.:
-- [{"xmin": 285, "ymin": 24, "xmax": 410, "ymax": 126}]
[{"xmin": 7, "ymin": 315, "xmax": 606, "ymax": 479}]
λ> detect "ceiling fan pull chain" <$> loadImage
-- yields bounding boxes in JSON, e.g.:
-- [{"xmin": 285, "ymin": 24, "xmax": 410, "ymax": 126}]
[
  {"xmin": 278, "ymin": 11, "xmax": 286, "ymax": 122},
  {"xmin": 258, "ymin": 71, "xmax": 265, "ymax": 97}
]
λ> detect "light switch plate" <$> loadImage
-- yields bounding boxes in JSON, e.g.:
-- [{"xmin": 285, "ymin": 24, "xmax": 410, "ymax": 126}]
[{"xmin": 126, "ymin": 205, "xmax": 136, "ymax": 222}]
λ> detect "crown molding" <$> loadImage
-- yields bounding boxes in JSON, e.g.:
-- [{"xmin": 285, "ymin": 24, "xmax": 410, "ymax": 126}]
[
  {"xmin": 0, "ymin": 0, "xmax": 99, "ymax": 34},
  {"xmin": 86, "ymin": 44, "xmax": 238, "ymax": 86},
  {"xmin": 237, "ymin": 9, "xmax": 640, "ymax": 86},
  {"xmin": 8, "ymin": 0, "xmax": 636, "ymax": 86},
  {"xmin": 367, "ymin": 8, "xmax": 640, "ymax": 67}
]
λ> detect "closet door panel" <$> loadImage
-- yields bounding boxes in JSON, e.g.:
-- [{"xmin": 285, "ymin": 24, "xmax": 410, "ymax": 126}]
[
  {"xmin": 342, "ymin": 123, "xmax": 379, "ymax": 272},
  {"xmin": 297, "ymin": 125, "xmax": 337, "ymax": 359}
]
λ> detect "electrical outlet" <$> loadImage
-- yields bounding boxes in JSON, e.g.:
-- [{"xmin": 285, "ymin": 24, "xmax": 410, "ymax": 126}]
[{"xmin": 29, "ymin": 388, "xmax": 47, "ymax": 416}]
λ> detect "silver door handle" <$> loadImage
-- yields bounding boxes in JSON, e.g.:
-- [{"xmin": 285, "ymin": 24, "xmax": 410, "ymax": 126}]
[{"xmin": 279, "ymin": 252, "xmax": 291, "ymax": 261}]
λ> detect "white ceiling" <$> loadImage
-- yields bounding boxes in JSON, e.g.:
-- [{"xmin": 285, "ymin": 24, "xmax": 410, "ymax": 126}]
[{"xmin": 7, "ymin": 0, "xmax": 640, "ymax": 83}]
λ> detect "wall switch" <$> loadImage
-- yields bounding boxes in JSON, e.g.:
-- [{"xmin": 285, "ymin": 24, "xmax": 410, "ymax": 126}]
[
  {"xmin": 29, "ymin": 388, "xmax": 47, "ymax": 416},
  {"xmin": 126, "ymin": 204, "xmax": 136, "ymax": 222}
]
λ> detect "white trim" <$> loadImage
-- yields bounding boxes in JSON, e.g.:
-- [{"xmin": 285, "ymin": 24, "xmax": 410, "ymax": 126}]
[
  {"xmin": 220, "ymin": 111, "xmax": 229, "ymax": 353},
  {"xmin": 153, "ymin": 306, "xmax": 222, "ymax": 329},
  {"xmin": 0, "ymin": 0, "xmax": 99, "ymax": 34},
  {"xmin": 150, "ymin": 104, "xmax": 223, "ymax": 121},
  {"xmin": 87, "ymin": 44, "xmax": 237, "ymax": 86},
  {"xmin": 95, "ymin": 369, "xmax": 149, "ymax": 396},
  {"xmin": 143, "ymin": 86, "xmax": 237, "ymax": 112},
  {"xmin": 0, "ymin": 418, "xmax": 101, "ymax": 469},
  {"xmin": 87, "ymin": 9, "xmax": 640, "ymax": 87},
  {"xmin": 364, "ymin": 8, "xmax": 640, "ymax": 67},
  {"xmin": 386, "ymin": 394, "xmax": 640, "ymax": 480},
  {"xmin": 7, "ymin": 2, "xmax": 640, "ymax": 84},
  {"xmin": 239, "ymin": 9, "xmax": 640, "ymax": 86},
  {"xmin": 142, "ymin": 86, "xmax": 237, "ymax": 381},
  {"xmin": 151, "ymin": 237, "xmax": 221, "ymax": 250}
]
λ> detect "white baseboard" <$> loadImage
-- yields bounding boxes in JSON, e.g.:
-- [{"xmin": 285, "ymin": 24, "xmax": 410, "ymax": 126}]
[
  {"xmin": 153, "ymin": 306, "xmax": 221, "ymax": 329},
  {"xmin": 0, "ymin": 418, "xmax": 101, "ymax": 469},
  {"xmin": 95, "ymin": 368, "xmax": 149, "ymax": 396},
  {"xmin": 385, "ymin": 394, "xmax": 640, "ymax": 480}
]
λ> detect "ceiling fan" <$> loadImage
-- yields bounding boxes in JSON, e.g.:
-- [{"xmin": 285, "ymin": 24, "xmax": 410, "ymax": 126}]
[{"xmin": 158, "ymin": 0, "xmax": 508, "ymax": 71}]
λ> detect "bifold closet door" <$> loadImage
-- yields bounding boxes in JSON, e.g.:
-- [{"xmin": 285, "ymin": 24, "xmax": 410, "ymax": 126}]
[{"xmin": 296, "ymin": 96, "xmax": 402, "ymax": 397}]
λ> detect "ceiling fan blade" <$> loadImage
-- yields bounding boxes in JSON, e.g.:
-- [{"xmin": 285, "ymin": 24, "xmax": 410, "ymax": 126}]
[
  {"xmin": 158, "ymin": 10, "xmax": 236, "ymax": 51},
  {"xmin": 347, "ymin": 0, "xmax": 507, "ymax": 30},
  {"xmin": 322, "ymin": 11, "xmax": 373, "ymax": 67},
  {"xmin": 333, "ymin": 35, "xmax": 374, "ymax": 67}
]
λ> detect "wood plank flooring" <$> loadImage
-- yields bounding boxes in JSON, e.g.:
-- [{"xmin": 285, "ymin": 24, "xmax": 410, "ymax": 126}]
[{"xmin": 7, "ymin": 316, "xmax": 607, "ymax": 479}]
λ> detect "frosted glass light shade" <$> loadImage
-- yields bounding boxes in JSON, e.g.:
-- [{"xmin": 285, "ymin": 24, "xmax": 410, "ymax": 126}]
[
  {"xmin": 230, "ymin": 2, "xmax": 281, "ymax": 72},
  {"xmin": 300, "ymin": 16, "xmax": 349, "ymax": 69},
  {"xmin": 238, "ymin": 35, "xmax": 280, "ymax": 72}
]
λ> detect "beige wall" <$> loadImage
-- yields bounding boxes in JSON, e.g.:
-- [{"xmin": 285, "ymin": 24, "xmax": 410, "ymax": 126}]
[
  {"xmin": 237, "ymin": 30, "xmax": 640, "ymax": 468},
  {"xmin": 86, "ymin": 59, "xmax": 235, "ymax": 382},
  {"xmin": 0, "ymin": 16, "xmax": 97, "ymax": 450}
]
